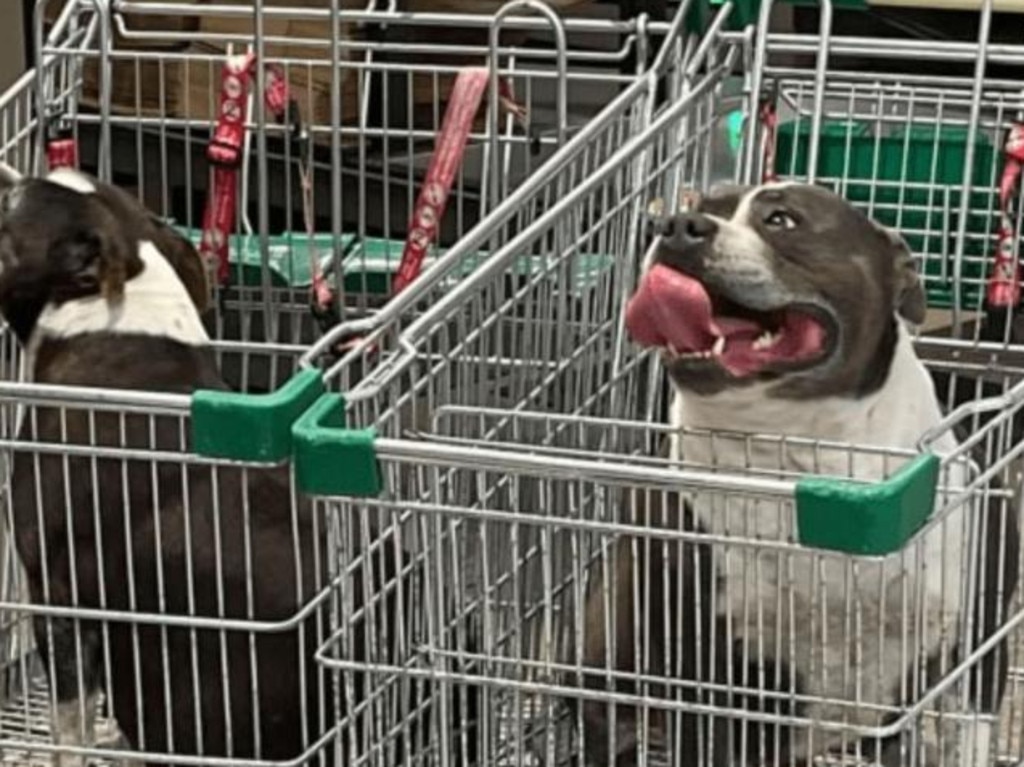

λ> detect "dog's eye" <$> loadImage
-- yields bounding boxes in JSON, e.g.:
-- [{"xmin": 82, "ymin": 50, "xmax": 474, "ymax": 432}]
[{"xmin": 765, "ymin": 210, "xmax": 798, "ymax": 230}]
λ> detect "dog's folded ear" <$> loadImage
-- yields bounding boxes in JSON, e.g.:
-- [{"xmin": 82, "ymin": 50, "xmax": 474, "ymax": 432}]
[
  {"xmin": 47, "ymin": 209, "xmax": 137, "ymax": 304},
  {"xmin": 146, "ymin": 215, "xmax": 211, "ymax": 314},
  {"xmin": 888, "ymin": 230, "xmax": 927, "ymax": 326},
  {"xmin": 873, "ymin": 221, "xmax": 926, "ymax": 325}
]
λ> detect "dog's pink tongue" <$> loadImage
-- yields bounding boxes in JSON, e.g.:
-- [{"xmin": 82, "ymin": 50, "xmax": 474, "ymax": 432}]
[{"xmin": 625, "ymin": 264, "xmax": 717, "ymax": 351}]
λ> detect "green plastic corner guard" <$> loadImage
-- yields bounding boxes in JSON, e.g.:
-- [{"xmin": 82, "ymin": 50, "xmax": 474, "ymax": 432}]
[
  {"xmin": 795, "ymin": 453, "xmax": 940, "ymax": 556},
  {"xmin": 191, "ymin": 368, "xmax": 325, "ymax": 462},
  {"xmin": 291, "ymin": 393, "xmax": 381, "ymax": 497}
]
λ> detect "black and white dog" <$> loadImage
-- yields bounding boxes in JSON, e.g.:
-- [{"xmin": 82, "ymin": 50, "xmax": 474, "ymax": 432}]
[
  {"xmin": 0, "ymin": 165, "xmax": 420, "ymax": 766},
  {"xmin": 575, "ymin": 182, "xmax": 1020, "ymax": 766}
]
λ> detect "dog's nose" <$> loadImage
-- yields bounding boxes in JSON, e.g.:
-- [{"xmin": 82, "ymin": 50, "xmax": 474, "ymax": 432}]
[{"xmin": 653, "ymin": 212, "xmax": 716, "ymax": 251}]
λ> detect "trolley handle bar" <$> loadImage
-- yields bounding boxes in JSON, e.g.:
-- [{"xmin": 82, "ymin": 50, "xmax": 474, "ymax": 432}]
[
  {"xmin": 111, "ymin": 0, "xmax": 671, "ymax": 33},
  {"xmin": 0, "ymin": 380, "xmax": 191, "ymax": 412},
  {"xmin": 373, "ymin": 436, "xmax": 797, "ymax": 496},
  {"xmin": 108, "ymin": 12, "xmax": 638, "ymax": 65}
]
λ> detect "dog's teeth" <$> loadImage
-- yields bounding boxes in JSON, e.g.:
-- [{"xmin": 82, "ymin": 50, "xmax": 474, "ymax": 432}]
[
  {"xmin": 712, "ymin": 336, "xmax": 726, "ymax": 356},
  {"xmin": 752, "ymin": 331, "xmax": 779, "ymax": 351},
  {"xmin": 669, "ymin": 345, "xmax": 721, "ymax": 361}
]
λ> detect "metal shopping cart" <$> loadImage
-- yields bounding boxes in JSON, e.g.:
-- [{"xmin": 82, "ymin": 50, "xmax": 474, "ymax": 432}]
[
  {"xmin": 293, "ymin": 0, "xmax": 1024, "ymax": 764},
  {"xmin": 21, "ymin": 0, "xmax": 680, "ymax": 349},
  {"xmin": 0, "ymin": 0, "xmax": 689, "ymax": 764}
]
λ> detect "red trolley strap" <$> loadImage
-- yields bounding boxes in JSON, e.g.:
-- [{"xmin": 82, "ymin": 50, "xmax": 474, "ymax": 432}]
[
  {"xmin": 758, "ymin": 85, "xmax": 779, "ymax": 184},
  {"xmin": 199, "ymin": 53, "xmax": 290, "ymax": 286},
  {"xmin": 313, "ymin": 67, "xmax": 526, "ymax": 353},
  {"xmin": 391, "ymin": 68, "xmax": 523, "ymax": 297},
  {"xmin": 45, "ymin": 113, "xmax": 78, "ymax": 172},
  {"xmin": 293, "ymin": 116, "xmax": 334, "ymax": 316},
  {"xmin": 986, "ymin": 121, "xmax": 1024, "ymax": 312}
]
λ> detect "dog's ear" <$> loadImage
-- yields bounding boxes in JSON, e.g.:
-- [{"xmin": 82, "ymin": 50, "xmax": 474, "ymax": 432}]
[
  {"xmin": 880, "ymin": 226, "xmax": 927, "ymax": 325},
  {"xmin": 147, "ymin": 214, "xmax": 211, "ymax": 313},
  {"xmin": 47, "ymin": 216, "xmax": 134, "ymax": 304}
]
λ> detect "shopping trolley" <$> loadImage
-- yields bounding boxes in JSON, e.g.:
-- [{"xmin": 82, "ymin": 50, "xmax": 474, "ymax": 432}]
[
  {"xmin": 0, "ymin": 0, "xmax": 687, "ymax": 764},
  {"xmin": 19, "ymin": 0, "xmax": 680, "ymax": 348},
  {"xmin": 291, "ymin": 0, "xmax": 1024, "ymax": 764}
]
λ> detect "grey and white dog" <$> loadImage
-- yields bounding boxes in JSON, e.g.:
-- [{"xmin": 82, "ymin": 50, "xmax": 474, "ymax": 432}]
[{"xmin": 574, "ymin": 182, "xmax": 1020, "ymax": 767}]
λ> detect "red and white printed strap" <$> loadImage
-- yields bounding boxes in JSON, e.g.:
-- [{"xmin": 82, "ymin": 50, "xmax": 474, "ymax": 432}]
[
  {"xmin": 391, "ymin": 68, "xmax": 522, "ymax": 297},
  {"xmin": 986, "ymin": 122, "xmax": 1024, "ymax": 310},
  {"xmin": 319, "ymin": 67, "xmax": 525, "ymax": 352},
  {"xmin": 199, "ymin": 54, "xmax": 290, "ymax": 286},
  {"xmin": 759, "ymin": 94, "xmax": 779, "ymax": 184},
  {"xmin": 45, "ymin": 117, "xmax": 78, "ymax": 172}
]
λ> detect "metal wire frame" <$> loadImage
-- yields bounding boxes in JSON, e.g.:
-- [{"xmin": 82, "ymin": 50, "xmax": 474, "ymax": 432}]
[
  {"xmin": 307, "ymin": 28, "xmax": 738, "ymax": 421},
  {"xmin": 0, "ymin": 340, "xmax": 349, "ymax": 766},
  {"xmin": 313, "ymin": 380, "xmax": 1024, "ymax": 765},
  {"xmin": 291, "ymin": 3, "xmax": 1024, "ymax": 763},
  {"xmin": 24, "ymin": 0, "xmax": 684, "ymax": 345}
]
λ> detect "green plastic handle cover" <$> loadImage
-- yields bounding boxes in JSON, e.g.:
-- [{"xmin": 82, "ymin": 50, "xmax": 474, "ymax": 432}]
[
  {"xmin": 191, "ymin": 368, "xmax": 325, "ymax": 462},
  {"xmin": 291, "ymin": 393, "xmax": 381, "ymax": 497},
  {"xmin": 795, "ymin": 453, "xmax": 940, "ymax": 556}
]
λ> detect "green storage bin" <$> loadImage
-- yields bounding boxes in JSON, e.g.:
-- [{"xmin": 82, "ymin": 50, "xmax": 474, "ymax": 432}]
[
  {"xmin": 176, "ymin": 227, "xmax": 357, "ymax": 289},
  {"xmin": 174, "ymin": 227, "xmax": 616, "ymax": 298},
  {"xmin": 341, "ymin": 238, "xmax": 617, "ymax": 298}
]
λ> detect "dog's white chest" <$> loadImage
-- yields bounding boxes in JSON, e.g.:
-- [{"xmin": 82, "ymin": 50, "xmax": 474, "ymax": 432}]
[{"xmin": 669, "ymin": 332, "xmax": 972, "ymax": 747}]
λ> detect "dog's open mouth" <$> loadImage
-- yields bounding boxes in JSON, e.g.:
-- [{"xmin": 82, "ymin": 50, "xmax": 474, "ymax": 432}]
[{"xmin": 625, "ymin": 264, "xmax": 831, "ymax": 377}]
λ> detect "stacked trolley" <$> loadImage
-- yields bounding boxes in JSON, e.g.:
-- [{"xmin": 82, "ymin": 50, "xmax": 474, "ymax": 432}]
[
  {"xmin": 0, "ymin": 0, "xmax": 690, "ymax": 765},
  {"xmin": 295, "ymin": 0, "xmax": 1024, "ymax": 765}
]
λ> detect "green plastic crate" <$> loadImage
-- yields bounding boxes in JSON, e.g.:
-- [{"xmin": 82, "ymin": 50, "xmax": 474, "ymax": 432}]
[
  {"xmin": 176, "ymin": 228, "xmax": 358, "ymax": 289},
  {"xmin": 776, "ymin": 120, "xmax": 995, "ymax": 310},
  {"xmin": 175, "ymin": 230, "xmax": 616, "ymax": 297},
  {"xmin": 341, "ymin": 237, "xmax": 617, "ymax": 297}
]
